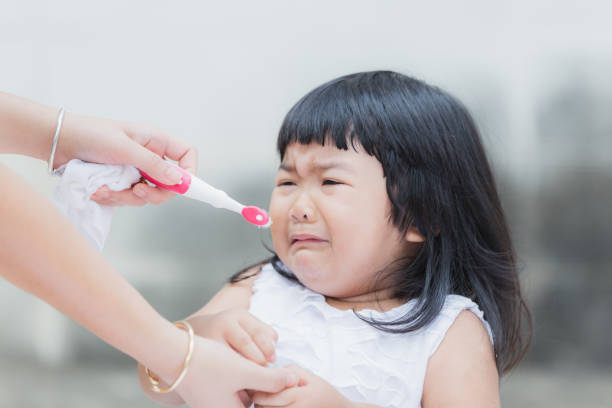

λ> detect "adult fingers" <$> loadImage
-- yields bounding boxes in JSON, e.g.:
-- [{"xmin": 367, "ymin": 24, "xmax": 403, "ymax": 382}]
[
  {"xmin": 131, "ymin": 182, "xmax": 175, "ymax": 205},
  {"xmin": 147, "ymin": 128, "xmax": 198, "ymax": 174},
  {"xmin": 252, "ymin": 387, "xmax": 299, "ymax": 407},
  {"xmin": 123, "ymin": 122, "xmax": 198, "ymax": 175},
  {"xmin": 91, "ymin": 183, "xmax": 171, "ymax": 207},
  {"xmin": 162, "ymin": 132, "xmax": 198, "ymax": 174},
  {"xmin": 91, "ymin": 185, "xmax": 146, "ymax": 207},
  {"xmin": 238, "ymin": 314, "xmax": 278, "ymax": 363},
  {"xmin": 282, "ymin": 365, "xmax": 310, "ymax": 386},
  {"xmin": 225, "ymin": 323, "xmax": 267, "ymax": 365},
  {"xmin": 239, "ymin": 362, "xmax": 299, "ymax": 394},
  {"xmin": 128, "ymin": 140, "xmax": 183, "ymax": 185}
]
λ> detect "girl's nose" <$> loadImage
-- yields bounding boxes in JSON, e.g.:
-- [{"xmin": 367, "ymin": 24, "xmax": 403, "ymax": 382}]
[{"xmin": 289, "ymin": 194, "xmax": 316, "ymax": 223}]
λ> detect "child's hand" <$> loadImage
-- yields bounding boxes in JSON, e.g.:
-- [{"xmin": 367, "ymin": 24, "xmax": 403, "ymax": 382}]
[
  {"xmin": 187, "ymin": 309, "xmax": 278, "ymax": 366},
  {"xmin": 252, "ymin": 365, "xmax": 356, "ymax": 408}
]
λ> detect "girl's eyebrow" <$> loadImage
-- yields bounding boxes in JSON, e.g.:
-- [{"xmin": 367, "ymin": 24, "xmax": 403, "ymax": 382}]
[{"xmin": 279, "ymin": 160, "xmax": 353, "ymax": 172}]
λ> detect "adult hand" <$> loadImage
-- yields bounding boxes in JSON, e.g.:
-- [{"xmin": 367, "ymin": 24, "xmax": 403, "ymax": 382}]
[
  {"xmin": 139, "ymin": 336, "xmax": 298, "ymax": 408},
  {"xmin": 252, "ymin": 365, "xmax": 356, "ymax": 408},
  {"xmin": 55, "ymin": 112, "xmax": 197, "ymax": 206}
]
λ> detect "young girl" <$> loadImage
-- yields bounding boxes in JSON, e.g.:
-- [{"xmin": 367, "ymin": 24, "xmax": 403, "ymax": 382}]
[{"xmin": 139, "ymin": 71, "xmax": 531, "ymax": 407}]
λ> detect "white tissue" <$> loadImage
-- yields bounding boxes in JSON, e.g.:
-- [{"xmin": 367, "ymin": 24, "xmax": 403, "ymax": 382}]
[{"xmin": 51, "ymin": 159, "xmax": 141, "ymax": 252}]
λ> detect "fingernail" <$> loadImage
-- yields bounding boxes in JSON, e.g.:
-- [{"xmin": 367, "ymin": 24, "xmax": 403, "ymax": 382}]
[
  {"xmin": 133, "ymin": 186, "xmax": 146, "ymax": 198},
  {"xmin": 269, "ymin": 353, "xmax": 276, "ymax": 362},
  {"xmin": 165, "ymin": 167, "xmax": 182, "ymax": 184}
]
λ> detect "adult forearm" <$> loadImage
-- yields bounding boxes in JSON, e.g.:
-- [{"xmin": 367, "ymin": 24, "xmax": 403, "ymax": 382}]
[
  {"xmin": 0, "ymin": 163, "xmax": 186, "ymax": 382},
  {"xmin": 0, "ymin": 92, "xmax": 59, "ymax": 160}
]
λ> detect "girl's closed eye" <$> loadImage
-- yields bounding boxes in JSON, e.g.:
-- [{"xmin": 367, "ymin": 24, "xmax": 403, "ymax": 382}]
[
  {"xmin": 276, "ymin": 180, "xmax": 344, "ymax": 187},
  {"xmin": 322, "ymin": 179, "xmax": 343, "ymax": 185}
]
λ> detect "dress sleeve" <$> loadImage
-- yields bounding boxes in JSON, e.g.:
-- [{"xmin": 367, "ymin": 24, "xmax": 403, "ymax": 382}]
[{"xmin": 425, "ymin": 295, "xmax": 494, "ymax": 358}]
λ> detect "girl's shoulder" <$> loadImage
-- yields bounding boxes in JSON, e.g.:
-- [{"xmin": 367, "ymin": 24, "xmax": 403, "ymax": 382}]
[
  {"xmin": 425, "ymin": 294, "xmax": 494, "ymax": 356},
  {"xmin": 422, "ymin": 297, "xmax": 500, "ymax": 406}
]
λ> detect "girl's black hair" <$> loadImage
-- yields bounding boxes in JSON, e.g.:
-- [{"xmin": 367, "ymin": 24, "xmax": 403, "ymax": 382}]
[{"xmin": 232, "ymin": 71, "xmax": 531, "ymax": 375}]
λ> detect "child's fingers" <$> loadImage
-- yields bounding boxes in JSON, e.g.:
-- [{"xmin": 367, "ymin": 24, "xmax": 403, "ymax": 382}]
[
  {"xmin": 238, "ymin": 314, "xmax": 278, "ymax": 363},
  {"xmin": 236, "ymin": 310, "xmax": 278, "ymax": 342},
  {"xmin": 224, "ymin": 323, "xmax": 267, "ymax": 365},
  {"xmin": 252, "ymin": 387, "xmax": 299, "ymax": 407}
]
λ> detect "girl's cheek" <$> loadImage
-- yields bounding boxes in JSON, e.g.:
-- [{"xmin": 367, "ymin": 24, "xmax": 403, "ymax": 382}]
[{"xmin": 268, "ymin": 192, "xmax": 285, "ymax": 217}]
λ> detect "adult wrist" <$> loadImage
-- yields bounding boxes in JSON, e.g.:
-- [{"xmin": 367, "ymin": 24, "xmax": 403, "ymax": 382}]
[
  {"xmin": 49, "ymin": 110, "xmax": 77, "ymax": 169},
  {"xmin": 132, "ymin": 316, "xmax": 193, "ymax": 385},
  {"xmin": 47, "ymin": 107, "xmax": 65, "ymax": 174},
  {"xmin": 145, "ymin": 320, "xmax": 194, "ymax": 393}
]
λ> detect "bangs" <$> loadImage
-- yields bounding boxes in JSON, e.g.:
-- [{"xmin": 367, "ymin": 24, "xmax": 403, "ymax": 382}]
[{"xmin": 277, "ymin": 72, "xmax": 391, "ymax": 160}]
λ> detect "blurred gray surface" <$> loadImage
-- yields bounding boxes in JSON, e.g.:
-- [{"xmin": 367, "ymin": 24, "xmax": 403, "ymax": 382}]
[
  {"xmin": 0, "ymin": 360, "xmax": 611, "ymax": 408},
  {"xmin": 1, "ymin": 1, "xmax": 612, "ymax": 406}
]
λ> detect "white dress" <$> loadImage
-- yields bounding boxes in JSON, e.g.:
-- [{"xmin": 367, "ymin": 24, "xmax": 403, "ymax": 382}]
[{"xmin": 249, "ymin": 263, "xmax": 494, "ymax": 408}]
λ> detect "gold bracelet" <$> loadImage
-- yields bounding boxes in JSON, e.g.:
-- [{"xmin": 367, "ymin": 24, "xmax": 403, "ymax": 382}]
[{"xmin": 145, "ymin": 320, "xmax": 195, "ymax": 393}]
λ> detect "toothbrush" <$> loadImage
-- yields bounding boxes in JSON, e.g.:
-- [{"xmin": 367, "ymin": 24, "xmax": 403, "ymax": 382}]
[{"xmin": 139, "ymin": 164, "xmax": 271, "ymax": 228}]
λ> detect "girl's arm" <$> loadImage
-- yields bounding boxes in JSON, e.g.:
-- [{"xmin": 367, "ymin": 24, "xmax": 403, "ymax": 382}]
[
  {"xmin": 422, "ymin": 310, "xmax": 501, "ymax": 408},
  {"xmin": 187, "ymin": 266, "xmax": 260, "ymax": 315}
]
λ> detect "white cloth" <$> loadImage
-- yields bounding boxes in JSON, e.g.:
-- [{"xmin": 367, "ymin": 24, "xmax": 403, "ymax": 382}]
[
  {"xmin": 249, "ymin": 263, "xmax": 494, "ymax": 408},
  {"xmin": 51, "ymin": 159, "xmax": 141, "ymax": 252}
]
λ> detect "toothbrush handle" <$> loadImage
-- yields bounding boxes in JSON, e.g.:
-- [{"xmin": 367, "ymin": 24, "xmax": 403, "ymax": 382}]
[{"xmin": 139, "ymin": 163, "xmax": 192, "ymax": 194}]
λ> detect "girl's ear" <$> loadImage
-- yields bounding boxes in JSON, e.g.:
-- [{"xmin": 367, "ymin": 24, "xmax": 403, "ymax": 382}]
[{"xmin": 405, "ymin": 227, "xmax": 425, "ymax": 243}]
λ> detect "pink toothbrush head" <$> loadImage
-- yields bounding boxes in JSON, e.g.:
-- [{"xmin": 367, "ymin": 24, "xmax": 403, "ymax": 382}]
[{"xmin": 241, "ymin": 206, "xmax": 271, "ymax": 227}]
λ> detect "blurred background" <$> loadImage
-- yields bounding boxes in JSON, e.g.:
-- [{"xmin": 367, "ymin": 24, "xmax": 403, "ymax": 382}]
[{"xmin": 1, "ymin": 0, "xmax": 611, "ymax": 406}]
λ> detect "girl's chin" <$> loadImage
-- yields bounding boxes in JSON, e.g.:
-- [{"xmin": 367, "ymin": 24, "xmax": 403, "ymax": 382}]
[
  {"xmin": 287, "ymin": 250, "xmax": 324, "ymax": 267},
  {"xmin": 286, "ymin": 257, "xmax": 325, "ymax": 283},
  {"xmin": 284, "ymin": 257, "xmax": 346, "ymax": 297}
]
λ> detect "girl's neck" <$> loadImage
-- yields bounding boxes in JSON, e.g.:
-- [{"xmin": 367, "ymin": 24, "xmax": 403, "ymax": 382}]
[{"xmin": 324, "ymin": 287, "xmax": 403, "ymax": 312}]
